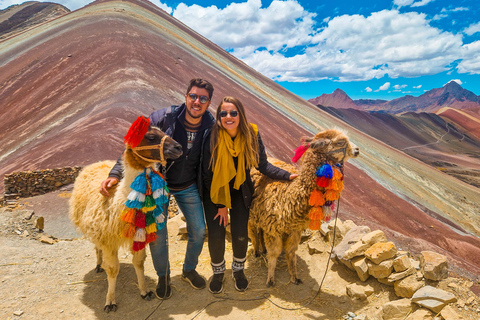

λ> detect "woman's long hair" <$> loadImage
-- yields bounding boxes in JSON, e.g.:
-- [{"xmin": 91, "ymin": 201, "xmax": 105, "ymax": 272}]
[{"xmin": 210, "ymin": 96, "xmax": 259, "ymax": 170}]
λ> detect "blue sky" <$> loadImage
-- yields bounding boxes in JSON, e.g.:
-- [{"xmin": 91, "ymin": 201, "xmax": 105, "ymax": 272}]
[{"xmin": 2, "ymin": 0, "xmax": 480, "ymax": 100}]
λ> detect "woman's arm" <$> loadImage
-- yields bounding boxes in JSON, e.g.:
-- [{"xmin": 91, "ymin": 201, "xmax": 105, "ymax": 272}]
[{"xmin": 256, "ymin": 132, "xmax": 295, "ymax": 180}]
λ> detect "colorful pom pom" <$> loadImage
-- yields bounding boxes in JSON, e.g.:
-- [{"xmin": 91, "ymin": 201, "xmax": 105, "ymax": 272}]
[
  {"xmin": 292, "ymin": 145, "xmax": 309, "ymax": 163},
  {"xmin": 124, "ymin": 116, "xmax": 150, "ymax": 148},
  {"xmin": 135, "ymin": 211, "xmax": 146, "ymax": 228},
  {"xmin": 316, "ymin": 164, "xmax": 333, "ymax": 178},
  {"xmin": 133, "ymin": 228, "xmax": 146, "ymax": 242},
  {"xmin": 130, "ymin": 172, "xmax": 148, "ymax": 194},
  {"xmin": 133, "ymin": 241, "xmax": 146, "ymax": 252},
  {"xmin": 308, "ymin": 219, "xmax": 321, "ymax": 230},
  {"xmin": 308, "ymin": 189, "xmax": 325, "ymax": 207},
  {"xmin": 146, "ymin": 232, "xmax": 157, "ymax": 243}
]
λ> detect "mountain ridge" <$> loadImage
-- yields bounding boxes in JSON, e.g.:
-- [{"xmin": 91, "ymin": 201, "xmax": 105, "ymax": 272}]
[{"xmin": 309, "ymin": 81, "xmax": 480, "ymax": 114}]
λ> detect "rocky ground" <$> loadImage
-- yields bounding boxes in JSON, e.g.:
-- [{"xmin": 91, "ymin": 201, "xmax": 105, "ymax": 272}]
[{"xmin": 1, "ymin": 189, "xmax": 479, "ymax": 320}]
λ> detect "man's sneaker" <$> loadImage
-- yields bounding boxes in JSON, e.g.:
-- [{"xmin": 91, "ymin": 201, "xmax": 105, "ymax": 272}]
[
  {"xmin": 209, "ymin": 273, "xmax": 224, "ymax": 294},
  {"xmin": 155, "ymin": 275, "xmax": 172, "ymax": 299},
  {"xmin": 182, "ymin": 269, "xmax": 206, "ymax": 289},
  {"xmin": 232, "ymin": 270, "xmax": 249, "ymax": 292}
]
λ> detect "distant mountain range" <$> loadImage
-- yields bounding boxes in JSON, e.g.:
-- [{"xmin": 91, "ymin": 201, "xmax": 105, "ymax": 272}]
[{"xmin": 309, "ymin": 81, "xmax": 480, "ymax": 114}]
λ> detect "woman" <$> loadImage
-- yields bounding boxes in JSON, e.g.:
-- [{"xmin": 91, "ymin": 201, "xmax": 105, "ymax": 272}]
[{"xmin": 202, "ymin": 96, "xmax": 297, "ymax": 293}]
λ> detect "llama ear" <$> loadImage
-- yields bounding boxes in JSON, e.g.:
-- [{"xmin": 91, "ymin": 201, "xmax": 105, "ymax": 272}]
[
  {"xmin": 300, "ymin": 136, "xmax": 314, "ymax": 146},
  {"xmin": 310, "ymin": 138, "xmax": 331, "ymax": 150}
]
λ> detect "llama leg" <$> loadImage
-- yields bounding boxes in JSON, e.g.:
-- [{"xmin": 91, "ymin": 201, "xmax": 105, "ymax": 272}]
[
  {"xmin": 95, "ymin": 246, "xmax": 104, "ymax": 273},
  {"xmin": 265, "ymin": 236, "xmax": 282, "ymax": 287},
  {"xmin": 102, "ymin": 249, "xmax": 119, "ymax": 312},
  {"xmin": 132, "ymin": 248, "xmax": 154, "ymax": 300},
  {"xmin": 285, "ymin": 233, "xmax": 302, "ymax": 285}
]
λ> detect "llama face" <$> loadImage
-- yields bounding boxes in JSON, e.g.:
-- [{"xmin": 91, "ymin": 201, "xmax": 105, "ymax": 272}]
[
  {"xmin": 309, "ymin": 129, "xmax": 359, "ymax": 163},
  {"xmin": 136, "ymin": 126, "xmax": 183, "ymax": 161}
]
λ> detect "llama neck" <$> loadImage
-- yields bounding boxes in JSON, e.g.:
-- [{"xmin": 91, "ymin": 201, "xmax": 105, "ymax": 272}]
[
  {"xmin": 288, "ymin": 152, "xmax": 327, "ymax": 216},
  {"xmin": 112, "ymin": 152, "xmax": 154, "ymax": 208},
  {"xmin": 297, "ymin": 152, "xmax": 325, "ymax": 192}
]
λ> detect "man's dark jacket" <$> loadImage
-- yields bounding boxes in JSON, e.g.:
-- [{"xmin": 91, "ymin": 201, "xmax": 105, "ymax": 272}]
[{"xmin": 109, "ymin": 103, "xmax": 215, "ymax": 196}]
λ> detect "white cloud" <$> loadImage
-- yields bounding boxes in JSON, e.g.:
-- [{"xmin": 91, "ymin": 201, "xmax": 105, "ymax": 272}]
[
  {"xmin": 379, "ymin": 82, "xmax": 391, "ymax": 90},
  {"xmin": 365, "ymin": 87, "xmax": 373, "ymax": 92},
  {"xmin": 413, "ymin": 85, "xmax": 422, "ymax": 89},
  {"xmin": 173, "ymin": 0, "xmax": 317, "ymax": 52},
  {"xmin": 432, "ymin": 14, "xmax": 448, "ymax": 21},
  {"xmin": 393, "ymin": 0, "xmax": 434, "ymax": 8},
  {"xmin": 393, "ymin": 0, "xmax": 414, "ymax": 7},
  {"xmin": 393, "ymin": 84, "xmax": 407, "ymax": 89},
  {"xmin": 411, "ymin": 0, "xmax": 435, "ymax": 8},
  {"xmin": 464, "ymin": 22, "xmax": 480, "ymax": 36},
  {"xmin": 445, "ymin": 79, "xmax": 462, "ymax": 86}
]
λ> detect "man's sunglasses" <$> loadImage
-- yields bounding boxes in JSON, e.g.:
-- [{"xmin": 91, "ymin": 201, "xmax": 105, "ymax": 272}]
[
  {"xmin": 219, "ymin": 110, "xmax": 238, "ymax": 118},
  {"xmin": 188, "ymin": 93, "xmax": 209, "ymax": 104}
]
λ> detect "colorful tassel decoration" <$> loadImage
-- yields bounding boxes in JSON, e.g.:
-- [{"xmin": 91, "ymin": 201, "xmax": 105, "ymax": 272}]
[
  {"xmin": 316, "ymin": 176, "xmax": 330, "ymax": 187},
  {"xmin": 308, "ymin": 219, "xmax": 321, "ymax": 230},
  {"xmin": 133, "ymin": 241, "xmax": 146, "ymax": 251},
  {"xmin": 308, "ymin": 189, "xmax": 325, "ymax": 206},
  {"xmin": 308, "ymin": 162, "xmax": 344, "ymax": 230},
  {"xmin": 292, "ymin": 145, "xmax": 309, "ymax": 163},
  {"xmin": 135, "ymin": 211, "xmax": 146, "ymax": 228},
  {"xmin": 316, "ymin": 164, "xmax": 333, "ymax": 179},
  {"xmin": 308, "ymin": 206, "xmax": 323, "ymax": 220},
  {"xmin": 121, "ymin": 167, "xmax": 169, "ymax": 251},
  {"xmin": 124, "ymin": 116, "xmax": 151, "ymax": 148}
]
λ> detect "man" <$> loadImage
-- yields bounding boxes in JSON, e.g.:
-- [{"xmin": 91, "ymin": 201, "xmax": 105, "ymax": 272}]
[{"xmin": 100, "ymin": 78, "xmax": 215, "ymax": 299}]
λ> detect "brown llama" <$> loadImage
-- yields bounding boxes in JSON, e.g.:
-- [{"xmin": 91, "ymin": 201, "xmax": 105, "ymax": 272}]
[{"xmin": 248, "ymin": 129, "xmax": 359, "ymax": 287}]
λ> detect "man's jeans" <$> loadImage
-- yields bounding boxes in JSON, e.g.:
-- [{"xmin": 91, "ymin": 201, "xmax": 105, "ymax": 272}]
[{"xmin": 149, "ymin": 183, "xmax": 206, "ymax": 277}]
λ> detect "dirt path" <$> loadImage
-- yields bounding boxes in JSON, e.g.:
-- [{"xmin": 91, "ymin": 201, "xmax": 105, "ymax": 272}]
[{"xmin": 1, "ymin": 191, "xmax": 479, "ymax": 320}]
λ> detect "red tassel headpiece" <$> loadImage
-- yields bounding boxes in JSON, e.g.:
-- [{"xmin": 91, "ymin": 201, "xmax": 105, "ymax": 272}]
[
  {"xmin": 124, "ymin": 116, "xmax": 151, "ymax": 148},
  {"xmin": 292, "ymin": 144, "xmax": 309, "ymax": 163}
]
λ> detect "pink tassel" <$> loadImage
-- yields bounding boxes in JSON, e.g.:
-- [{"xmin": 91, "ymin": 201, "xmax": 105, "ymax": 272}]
[{"xmin": 292, "ymin": 145, "xmax": 309, "ymax": 163}]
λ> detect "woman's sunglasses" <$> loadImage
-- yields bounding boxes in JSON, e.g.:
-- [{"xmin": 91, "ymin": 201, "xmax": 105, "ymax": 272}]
[
  {"xmin": 188, "ymin": 93, "xmax": 209, "ymax": 104},
  {"xmin": 219, "ymin": 110, "xmax": 238, "ymax": 118}
]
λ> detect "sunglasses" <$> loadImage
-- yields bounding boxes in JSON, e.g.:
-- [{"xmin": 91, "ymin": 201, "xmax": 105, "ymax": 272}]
[
  {"xmin": 188, "ymin": 93, "xmax": 209, "ymax": 104},
  {"xmin": 219, "ymin": 110, "xmax": 238, "ymax": 118}
]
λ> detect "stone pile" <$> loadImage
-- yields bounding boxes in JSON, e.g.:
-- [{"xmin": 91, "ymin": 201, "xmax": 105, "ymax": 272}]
[
  {"xmin": 3, "ymin": 166, "xmax": 82, "ymax": 200},
  {"xmin": 322, "ymin": 218, "xmax": 467, "ymax": 319}
]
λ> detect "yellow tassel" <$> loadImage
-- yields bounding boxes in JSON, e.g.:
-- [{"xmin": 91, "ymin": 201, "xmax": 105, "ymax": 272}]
[
  {"xmin": 141, "ymin": 205, "xmax": 156, "ymax": 213},
  {"xmin": 308, "ymin": 219, "xmax": 320, "ymax": 230},
  {"xmin": 308, "ymin": 189, "xmax": 325, "ymax": 206},
  {"xmin": 308, "ymin": 207, "xmax": 323, "ymax": 220},
  {"xmin": 145, "ymin": 223, "xmax": 157, "ymax": 234},
  {"xmin": 325, "ymin": 189, "xmax": 339, "ymax": 201}
]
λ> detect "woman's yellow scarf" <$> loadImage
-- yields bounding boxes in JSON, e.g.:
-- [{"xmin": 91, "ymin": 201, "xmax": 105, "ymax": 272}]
[{"xmin": 210, "ymin": 124, "xmax": 258, "ymax": 208}]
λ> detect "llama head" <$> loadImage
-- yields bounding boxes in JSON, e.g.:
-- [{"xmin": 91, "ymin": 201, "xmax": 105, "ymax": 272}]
[
  {"xmin": 303, "ymin": 129, "xmax": 359, "ymax": 164},
  {"xmin": 124, "ymin": 116, "xmax": 182, "ymax": 168}
]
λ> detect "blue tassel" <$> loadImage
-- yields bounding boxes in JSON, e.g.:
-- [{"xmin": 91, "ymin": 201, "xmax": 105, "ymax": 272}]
[
  {"xmin": 130, "ymin": 172, "xmax": 148, "ymax": 193},
  {"xmin": 150, "ymin": 206, "xmax": 164, "ymax": 218},
  {"xmin": 150, "ymin": 173, "xmax": 166, "ymax": 191},
  {"xmin": 316, "ymin": 164, "xmax": 333, "ymax": 178},
  {"xmin": 156, "ymin": 221, "xmax": 166, "ymax": 230},
  {"xmin": 125, "ymin": 199, "xmax": 144, "ymax": 209},
  {"xmin": 155, "ymin": 195, "xmax": 168, "ymax": 206}
]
